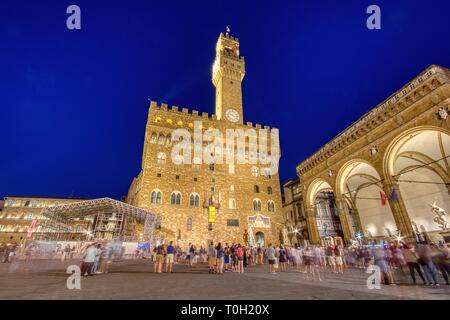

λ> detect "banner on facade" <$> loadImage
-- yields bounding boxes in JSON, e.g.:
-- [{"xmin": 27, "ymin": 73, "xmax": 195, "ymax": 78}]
[{"xmin": 208, "ymin": 206, "xmax": 216, "ymax": 223}]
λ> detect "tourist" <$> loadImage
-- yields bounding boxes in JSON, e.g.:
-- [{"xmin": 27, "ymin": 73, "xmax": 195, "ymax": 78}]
[
  {"xmin": 82, "ymin": 243, "xmax": 98, "ymax": 277},
  {"xmin": 165, "ymin": 241, "xmax": 175, "ymax": 273},
  {"xmin": 186, "ymin": 243, "xmax": 192, "ymax": 266},
  {"xmin": 243, "ymin": 246, "xmax": 249, "ymax": 268},
  {"xmin": 326, "ymin": 244, "xmax": 336, "ymax": 273},
  {"xmin": 306, "ymin": 245, "xmax": 322, "ymax": 281},
  {"xmin": 402, "ymin": 244, "xmax": 426, "ymax": 285},
  {"xmin": 91, "ymin": 243, "xmax": 102, "ymax": 274},
  {"xmin": 190, "ymin": 244, "xmax": 196, "ymax": 265},
  {"xmin": 216, "ymin": 243, "xmax": 224, "ymax": 274},
  {"xmin": 266, "ymin": 243, "xmax": 276, "ymax": 274},
  {"xmin": 208, "ymin": 241, "xmax": 216, "ymax": 273},
  {"xmin": 231, "ymin": 244, "xmax": 238, "ymax": 272},
  {"xmin": 98, "ymin": 245, "xmax": 112, "ymax": 274},
  {"xmin": 236, "ymin": 244, "xmax": 244, "ymax": 273},
  {"xmin": 334, "ymin": 245, "xmax": 344, "ymax": 274},
  {"xmin": 278, "ymin": 245, "xmax": 287, "ymax": 272},
  {"xmin": 417, "ymin": 243, "xmax": 439, "ymax": 286},
  {"xmin": 373, "ymin": 245, "xmax": 396, "ymax": 286},
  {"xmin": 224, "ymin": 244, "xmax": 230, "ymax": 272},
  {"xmin": 257, "ymin": 245, "xmax": 263, "ymax": 265},
  {"xmin": 430, "ymin": 243, "xmax": 450, "ymax": 285},
  {"xmin": 154, "ymin": 244, "xmax": 165, "ymax": 273}
]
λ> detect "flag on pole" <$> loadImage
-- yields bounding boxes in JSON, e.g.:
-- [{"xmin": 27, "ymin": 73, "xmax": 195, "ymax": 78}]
[
  {"xmin": 390, "ymin": 187, "xmax": 398, "ymax": 202},
  {"xmin": 380, "ymin": 191, "xmax": 387, "ymax": 206}
]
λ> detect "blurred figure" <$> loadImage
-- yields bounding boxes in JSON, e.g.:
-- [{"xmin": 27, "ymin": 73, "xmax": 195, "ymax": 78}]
[
  {"xmin": 326, "ymin": 244, "xmax": 336, "ymax": 273},
  {"xmin": 373, "ymin": 246, "xmax": 396, "ymax": 286},
  {"xmin": 82, "ymin": 243, "xmax": 97, "ymax": 277},
  {"xmin": 335, "ymin": 245, "xmax": 344, "ymax": 274},
  {"xmin": 402, "ymin": 244, "xmax": 426, "ymax": 285},
  {"xmin": 417, "ymin": 243, "xmax": 439, "ymax": 286},
  {"xmin": 430, "ymin": 243, "xmax": 450, "ymax": 285}
]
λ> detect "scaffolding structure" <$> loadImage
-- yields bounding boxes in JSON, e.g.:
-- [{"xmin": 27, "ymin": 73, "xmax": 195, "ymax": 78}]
[{"xmin": 35, "ymin": 198, "xmax": 159, "ymax": 242}]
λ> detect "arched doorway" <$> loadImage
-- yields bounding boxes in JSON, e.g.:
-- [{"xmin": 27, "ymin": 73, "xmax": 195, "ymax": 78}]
[
  {"xmin": 384, "ymin": 127, "xmax": 450, "ymax": 241},
  {"xmin": 336, "ymin": 160, "xmax": 396, "ymax": 239},
  {"xmin": 307, "ymin": 179, "xmax": 344, "ymax": 243},
  {"xmin": 255, "ymin": 232, "xmax": 265, "ymax": 247}
]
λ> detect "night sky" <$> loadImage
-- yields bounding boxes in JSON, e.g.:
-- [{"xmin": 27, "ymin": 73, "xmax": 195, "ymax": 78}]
[{"xmin": 1, "ymin": 0, "xmax": 450, "ymax": 199}]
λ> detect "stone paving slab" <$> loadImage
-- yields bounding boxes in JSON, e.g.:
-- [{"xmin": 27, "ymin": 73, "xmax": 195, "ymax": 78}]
[{"xmin": 0, "ymin": 259, "xmax": 449, "ymax": 300}]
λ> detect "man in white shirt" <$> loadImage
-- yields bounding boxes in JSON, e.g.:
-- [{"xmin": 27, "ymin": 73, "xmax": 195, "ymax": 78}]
[{"xmin": 83, "ymin": 243, "xmax": 98, "ymax": 277}]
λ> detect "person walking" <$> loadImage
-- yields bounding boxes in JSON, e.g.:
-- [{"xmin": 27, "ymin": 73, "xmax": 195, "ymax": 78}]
[
  {"xmin": 402, "ymin": 244, "xmax": 426, "ymax": 285},
  {"xmin": 431, "ymin": 243, "xmax": 450, "ymax": 285},
  {"xmin": 417, "ymin": 243, "xmax": 439, "ymax": 286}
]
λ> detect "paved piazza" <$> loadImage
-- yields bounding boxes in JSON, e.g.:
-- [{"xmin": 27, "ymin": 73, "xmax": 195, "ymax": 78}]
[{"xmin": 1, "ymin": 260, "xmax": 449, "ymax": 300}]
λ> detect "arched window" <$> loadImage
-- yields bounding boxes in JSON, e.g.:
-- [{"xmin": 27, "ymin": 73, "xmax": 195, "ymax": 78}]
[
  {"xmin": 251, "ymin": 166, "xmax": 259, "ymax": 177},
  {"xmin": 254, "ymin": 185, "xmax": 260, "ymax": 193},
  {"xmin": 189, "ymin": 193, "xmax": 200, "ymax": 207},
  {"xmin": 166, "ymin": 134, "xmax": 171, "ymax": 146},
  {"xmin": 229, "ymin": 198, "xmax": 236, "ymax": 209},
  {"xmin": 253, "ymin": 199, "xmax": 262, "ymax": 212},
  {"xmin": 150, "ymin": 133, "xmax": 157, "ymax": 143},
  {"xmin": 150, "ymin": 190, "xmax": 162, "ymax": 204},
  {"xmin": 158, "ymin": 134, "xmax": 166, "ymax": 145},
  {"xmin": 210, "ymin": 163, "xmax": 215, "ymax": 171},
  {"xmin": 268, "ymin": 200, "xmax": 275, "ymax": 212},
  {"xmin": 157, "ymin": 152, "xmax": 166, "ymax": 165},
  {"xmin": 267, "ymin": 186, "xmax": 273, "ymax": 194},
  {"xmin": 187, "ymin": 217, "xmax": 192, "ymax": 231},
  {"xmin": 171, "ymin": 192, "xmax": 181, "ymax": 206}
]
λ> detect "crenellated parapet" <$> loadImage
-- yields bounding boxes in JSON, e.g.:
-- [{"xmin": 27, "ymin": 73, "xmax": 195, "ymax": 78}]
[{"xmin": 147, "ymin": 100, "xmax": 276, "ymax": 132}]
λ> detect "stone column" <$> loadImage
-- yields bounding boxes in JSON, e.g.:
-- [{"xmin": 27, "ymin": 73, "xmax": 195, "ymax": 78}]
[
  {"xmin": 335, "ymin": 197, "xmax": 355, "ymax": 244},
  {"xmin": 305, "ymin": 206, "xmax": 321, "ymax": 244},
  {"xmin": 348, "ymin": 206, "xmax": 363, "ymax": 235},
  {"xmin": 383, "ymin": 181, "xmax": 415, "ymax": 242}
]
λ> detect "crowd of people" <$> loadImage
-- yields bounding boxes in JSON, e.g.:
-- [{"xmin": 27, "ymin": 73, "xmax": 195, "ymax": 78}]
[{"xmin": 150, "ymin": 240, "xmax": 450, "ymax": 286}]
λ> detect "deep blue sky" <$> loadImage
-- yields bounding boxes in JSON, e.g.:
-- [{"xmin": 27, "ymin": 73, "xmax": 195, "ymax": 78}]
[{"xmin": 1, "ymin": 0, "xmax": 449, "ymax": 199}]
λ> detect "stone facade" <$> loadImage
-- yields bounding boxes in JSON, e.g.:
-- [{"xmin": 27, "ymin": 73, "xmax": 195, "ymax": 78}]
[
  {"xmin": 126, "ymin": 32, "xmax": 284, "ymax": 247},
  {"xmin": 296, "ymin": 65, "xmax": 450, "ymax": 245}
]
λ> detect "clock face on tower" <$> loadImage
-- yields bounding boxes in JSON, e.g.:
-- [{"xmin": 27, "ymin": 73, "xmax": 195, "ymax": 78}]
[{"xmin": 225, "ymin": 109, "xmax": 240, "ymax": 123}]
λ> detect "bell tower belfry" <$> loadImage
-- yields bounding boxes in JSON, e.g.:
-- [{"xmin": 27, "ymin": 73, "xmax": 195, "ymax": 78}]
[{"xmin": 212, "ymin": 27, "xmax": 246, "ymax": 124}]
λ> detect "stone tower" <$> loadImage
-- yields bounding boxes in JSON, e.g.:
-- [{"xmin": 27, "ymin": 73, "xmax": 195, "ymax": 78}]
[{"xmin": 212, "ymin": 30, "xmax": 245, "ymax": 124}]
